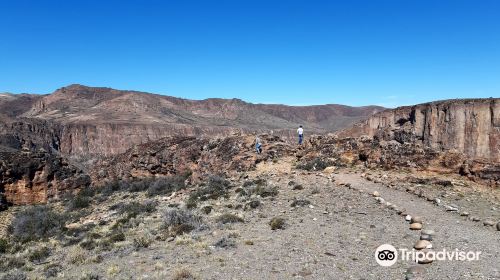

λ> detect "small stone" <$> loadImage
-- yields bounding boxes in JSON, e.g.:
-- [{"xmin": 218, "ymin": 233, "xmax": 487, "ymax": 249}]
[
  {"xmin": 410, "ymin": 223, "xmax": 423, "ymax": 230},
  {"xmin": 496, "ymin": 222, "xmax": 500, "ymax": 231},
  {"xmin": 166, "ymin": 237, "xmax": 175, "ymax": 242},
  {"xmin": 434, "ymin": 198, "xmax": 441, "ymax": 204},
  {"xmin": 460, "ymin": 211, "xmax": 470, "ymax": 217},
  {"xmin": 411, "ymin": 216, "xmax": 423, "ymax": 224},
  {"xmin": 406, "ymin": 265, "xmax": 426, "ymax": 280},
  {"xmin": 483, "ymin": 220, "xmax": 495, "ymax": 226},
  {"xmin": 405, "ymin": 215, "xmax": 412, "ymax": 221},
  {"xmin": 445, "ymin": 205, "xmax": 458, "ymax": 212},
  {"xmin": 373, "ymin": 191, "xmax": 380, "ymax": 197},
  {"xmin": 421, "ymin": 229, "xmax": 435, "ymax": 236},
  {"xmin": 420, "ymin": 234, "xmax": 433, "ymax": 241},
  {"xmin": 414, "ymin": 240, "xmax": 432, "ymax": 250}
]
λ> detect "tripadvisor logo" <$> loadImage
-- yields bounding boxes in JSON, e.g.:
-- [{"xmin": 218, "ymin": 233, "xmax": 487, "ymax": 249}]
[{"xmin": 375, "ymin": 244, "xmax": 481, "ymax": 267}]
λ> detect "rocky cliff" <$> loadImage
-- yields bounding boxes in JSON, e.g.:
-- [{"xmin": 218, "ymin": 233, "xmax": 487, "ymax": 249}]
[
  {"xmin": 0, "ymin": 149, "xmax": 90, "ymax": 207},
  {"xmin": 0, "ymin": 85, "xmax": 383, "ymax": 159},
  {"xmin": 337, "ymin": 99, "xmax": 500, "ymax": 162}
]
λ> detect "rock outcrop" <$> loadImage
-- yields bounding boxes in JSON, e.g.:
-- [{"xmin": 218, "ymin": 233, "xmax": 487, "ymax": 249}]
[
  {"xmin": 337, "ymin": 99, "xmax": 500, "ymax": 162},
  {"xmin": 0, "ymin": 149, "xmax": 90, "ymax": 206},
  {"xmin": 92, "ymin": 134, "xmax": 293, "ymax": 184}
]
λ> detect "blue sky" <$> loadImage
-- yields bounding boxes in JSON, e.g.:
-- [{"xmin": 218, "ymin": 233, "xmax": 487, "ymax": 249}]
[{"xmin": 1, "ymin": 0, "xmax": 499, "ymax": 107}]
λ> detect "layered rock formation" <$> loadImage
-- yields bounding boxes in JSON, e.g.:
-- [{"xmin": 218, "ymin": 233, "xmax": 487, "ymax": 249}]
[
  {"xmin": 0, "ymin": 149, "xmax": 90, "ymax": 206},
  {"xmin": 0, "ymin": 84, "xmax": 383, "ymax": 159},
  {"xmin": 337, "ymin": 99, "xmax": 500, "ymax": 162}
]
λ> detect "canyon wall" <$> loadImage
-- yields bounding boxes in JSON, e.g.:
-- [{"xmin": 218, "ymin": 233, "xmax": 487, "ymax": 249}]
[{"xmin": 337, "ymin": 99, "xmax": 500, "ymax": 162}]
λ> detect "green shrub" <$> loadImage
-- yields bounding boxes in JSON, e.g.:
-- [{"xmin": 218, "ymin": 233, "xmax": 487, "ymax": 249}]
[{"xmin": 9, "ymin": 205, "xmax": 67, "ymax": 243}]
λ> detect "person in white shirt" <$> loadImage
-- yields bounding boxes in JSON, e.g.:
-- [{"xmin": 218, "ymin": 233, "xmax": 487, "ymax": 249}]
[{"xmin": 297, "ymin": 125, "xmax": 304, "ymax": 145}]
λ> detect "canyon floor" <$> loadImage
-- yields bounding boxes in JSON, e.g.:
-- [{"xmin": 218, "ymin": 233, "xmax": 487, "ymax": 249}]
[{"xmin": 0, "ymin": 158, "xmax": 499, "ymax": 280}]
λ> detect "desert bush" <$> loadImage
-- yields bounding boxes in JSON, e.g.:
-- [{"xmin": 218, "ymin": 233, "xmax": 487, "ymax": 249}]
[
  {"xmin": 0, "ymin": 270, "xmax": 27, "ymax": 280},
  {"xmin": 0, "ymin": 256, "xmax": 25, "ymax": 271},
  {"xmin": 296, "ymin": 158, "xmax": 334, "ymax": 171},
  {"xmin": 269, "ymin": 217, "xmax": 286, "ymax": 230},
  {"xmin": 68, "ymin": 246, "xmax": 87, "ymax": 265},
  {"xmin": 66, "ymin": 187, "xmax": 95, "ymax": 210},
  {"xmin": 118, "ymin": 200, "xmax": 157, "ymax": 219},
  {"xmin": 28, "ymin": 246, "xmax": 51, "ymax": 263},
  {"xmin": 188, "ymin": 176, "xmax": 232, "ymax": 203},
  {"xmin": 172, "ymin": 268, "xmax": 196, "ymax": 280},
  {"xmin": 215, "ymin": 213, "xmax": 244, "ymax": 224},
  {"xmin": 79, "ymin": 239, "xmax": 97, "ymax": 250},
  {"xmin": 290, "ymin": 199, "xmax": 311, "ymax": 207},
  {"xmin": 213, "ymin": 237, "xmax": 236, "ymax": 249},
  {"xmin": 0, "ymin": 238, "xmax": 8, "ymax": 254},
  {"xmin": 147, "ymin": 173, "xmax": 190, "ymax": 197},
  {"xmin": 240, "ymin": 184, "xmax": 278, "ymax": 198},
  {"xmin": 107, "ymin": 231, "xmax": 126, "ymax": 243},
  {"xmin": 80, "ymin": 272, "xmax": 100, "ymax": 280},
  {"xmin": 9, "ymin": 205, "xmax": 67, "ymax": 243},
  {"xmin": 163, "ymin": 209, "xmax": 203, "ymax": 236},
  {"xmin": 133, "ymin": 234, "xmax": 153, "ymax": 249},
  {"xmin": 97, "ymin": 180, "xmax": 122, "ymax": 197},
  {"xmin": 44, "ymin": 263, "xmax": 62, "ymax": 278}
]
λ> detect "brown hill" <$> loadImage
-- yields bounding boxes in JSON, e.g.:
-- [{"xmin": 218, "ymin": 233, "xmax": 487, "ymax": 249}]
[{"xmin": 0, "ymin": 84, "xmax": 383, "ymax": 158}]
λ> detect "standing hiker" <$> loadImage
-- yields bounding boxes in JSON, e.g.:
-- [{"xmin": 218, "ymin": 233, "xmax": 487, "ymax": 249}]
[
  {"xmin": 255, "ymin": 136, "xmax": 262, "ymax": 154},
  {"xmin": 297, "ymin": 125, "xmax": 304, "ymax": 145}
]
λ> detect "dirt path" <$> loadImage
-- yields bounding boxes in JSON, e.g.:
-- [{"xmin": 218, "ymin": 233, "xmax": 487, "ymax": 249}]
[{"xmin": 334, "ymin": 171, "xmax": 500, "ymax": 279}]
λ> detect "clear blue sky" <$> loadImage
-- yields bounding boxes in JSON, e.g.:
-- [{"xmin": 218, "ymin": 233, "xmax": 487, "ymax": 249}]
[{"xmin": 1, "ymin": 0, "xmax": 499, "ymax": 107}]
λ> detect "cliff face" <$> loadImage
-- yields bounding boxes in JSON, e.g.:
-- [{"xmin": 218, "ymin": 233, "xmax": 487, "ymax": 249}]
[
  {"xmin": 0, "ymin": 150, "xmax": 90, "ymax": 206},
  {"xmin": 337, "ymin": 99, "xmax": 500, "ymax": 162},
  {"xmin": 0, "ymin": 84, "xmax": 383, "ymax": 158}
]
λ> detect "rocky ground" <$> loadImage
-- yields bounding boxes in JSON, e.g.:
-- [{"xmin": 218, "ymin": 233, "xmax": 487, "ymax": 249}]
[{"xmin": 0, "ymin": 157, "xmax": 498, "ymax": 280}]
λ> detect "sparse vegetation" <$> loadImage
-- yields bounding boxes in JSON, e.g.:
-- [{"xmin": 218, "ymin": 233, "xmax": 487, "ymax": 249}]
[
  {"xmin": 28, "ymin": 246, "xmax": 51, "ymax": 263},
  {"xmin": 172, "ymin": 268, "xmax": 196, "ymax": 280},
  {"xmin": 164, "ymin": 209, "xmax": 203, "ymax": 236},
  {"xmin": 133, "ymin": 233, "xmax": 153, "ymax": 249},
  {"xmin": 187, "ymin": 176, "xmax": 232, "ymax": 207},
  {"xmin": 80, "ymin": 272, "xmax": 100, "ymax": 280},
  {"xmin": 215, "ymin": 213, "xmax": 244, "ymax": 224},
  {"xmin": 213, "ymin": 237, "xmax": 236, "ymax": 248},
  {"xmin": 290, "ymin": 199, "xmax": 311, "ymax": 207},
  {"xmin": 0, "ymin": 270, "xmax": 27, "ymax": 280},
  {"xmin": 0, "ymin": 238, "xmax": 8, "ymax": 254},
  {"xmin": 269, "ymin": 217, "xmax": 286, "ymax": 230},
  {"xmin": 44, "ymin": 263, "xmax": 62, "ymax": 278},
  {"xmin": 147, "ymin": 173, "xmax": 190, "ymax": 197},
  {"xmin": 66, "ymin": 187, "xmax": 95, "ymax": 210},
  {"xmin": 9, "ymin": 205, "xmax": 67, "ymax": 243}
]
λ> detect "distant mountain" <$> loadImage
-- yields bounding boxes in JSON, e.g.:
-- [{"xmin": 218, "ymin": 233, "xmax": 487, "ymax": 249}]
[{"xmin": 0, "ymin": 84, "xmax": 384, "ymax": 158}]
